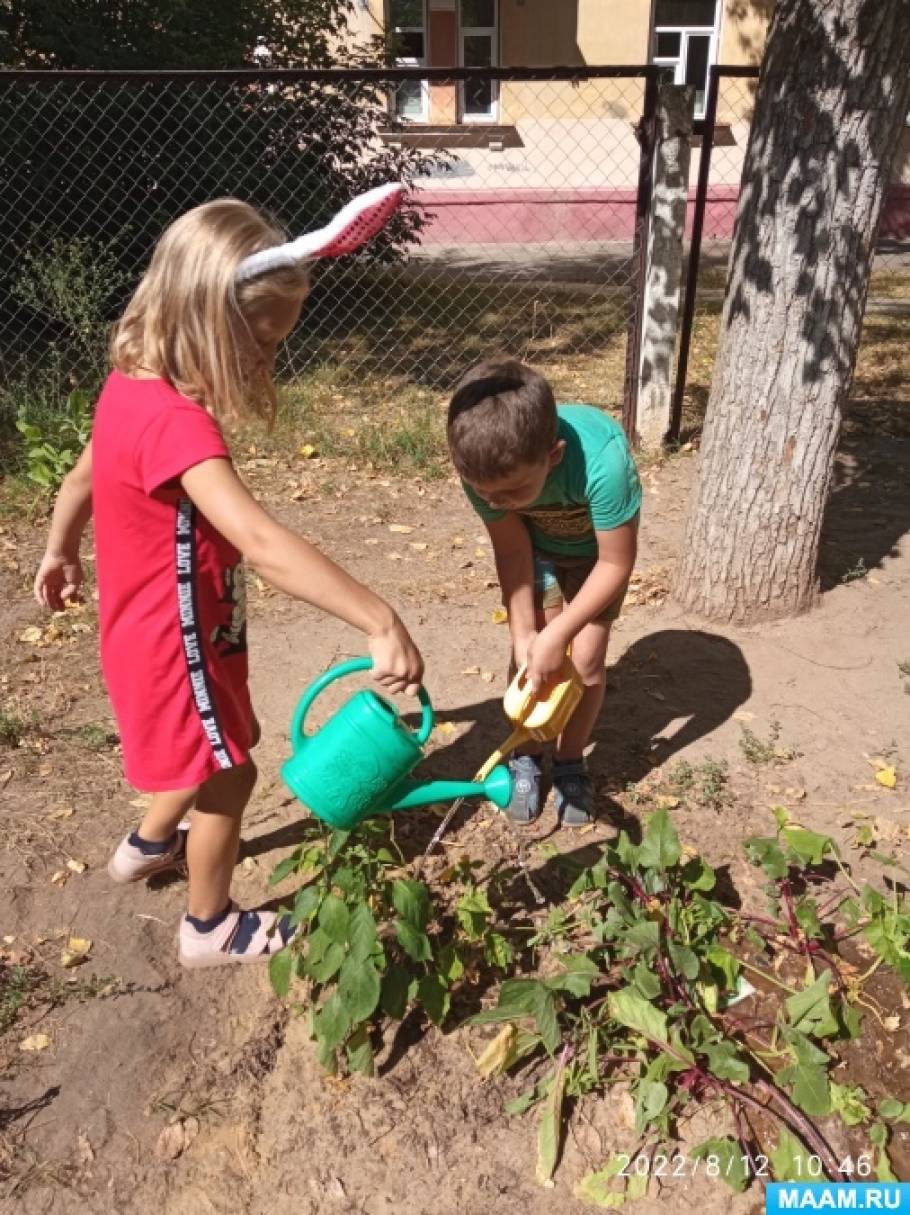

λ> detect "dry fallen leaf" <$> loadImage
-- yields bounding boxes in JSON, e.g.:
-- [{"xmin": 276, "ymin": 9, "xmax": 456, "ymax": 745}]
[
  {"xmin": 66, "ymin": 859, "xmax": 88, "ymax": 875},
  {"xmin": 656, "ymin": 795, "xmax": 681, "ymax": 810},
  {"xmin": 20, "ymin": 1033, "xmax": 51, "ymax": 1052},
  {"xmin": 875, "ymin": 766, "xmax": 898, "ymax": 790},
  {"xmin": 883, "ymin": 1015, "xmax": 901, "ymax": 1033},
  {"xmin": 19, "ymin": 626, "xmax": 43, "ymax": 644},
  {"xmin": 50, "ymin": 870, "xmax": 68, "ymax": 885},
  {"xmin": 298, "ymin": 444, "xmax": 318, "ymax": 459},
  {"xmin": 60, "ymin": 936, "xmax": 92, "ymax": 969},
  {"xmin": 435, "ymin": 722, "xmax": 457, "ymax": 738},
  {"xmin": 474, "ymin": 1024, "xmax": 517, "ymax": 1079},
  {"xmin": 490, "ymin": 608, "xmax": 508, "ymax": 625},
  {"xmin": 155, "ymin": 1117, "xmax": 199, "ymax": 1161},
  {"xmin": 451, "ymin": 536, "xmax": 464, "ymax": 548}
]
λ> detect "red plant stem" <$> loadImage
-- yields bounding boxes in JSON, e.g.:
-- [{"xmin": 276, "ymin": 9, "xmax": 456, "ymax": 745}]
[
  {"xmin": 751, "ymin": 1079, "xmax": 840, "ymax": 1179},
  {"xmin": 731, "ymin": 1102, "xmax": 762, "ymax": 1184},
  {"xmin": 779, "ymin": 880, "xmax": 804, "ymax": 949}
]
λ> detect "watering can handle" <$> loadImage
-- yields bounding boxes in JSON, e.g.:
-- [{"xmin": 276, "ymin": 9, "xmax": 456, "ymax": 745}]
[{"xmin": 290, "ymin": 656, "xmax": 434, "ymax": 748}]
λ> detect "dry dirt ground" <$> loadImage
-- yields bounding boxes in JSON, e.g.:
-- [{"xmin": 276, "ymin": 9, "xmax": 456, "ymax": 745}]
[{"xmin": 1, "ymin": 390, "xmax": 909, "ymax": 1213}]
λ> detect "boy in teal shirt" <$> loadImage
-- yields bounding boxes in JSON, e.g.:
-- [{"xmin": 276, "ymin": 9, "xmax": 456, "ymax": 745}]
[{"xmin": 448, "ymin": 359, "xmax": 641, "ymax": 826}]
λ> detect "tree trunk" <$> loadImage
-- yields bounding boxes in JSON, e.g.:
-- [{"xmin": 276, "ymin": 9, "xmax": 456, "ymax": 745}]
[{"xmin": 673, "ymin": 0, "xmax": 910, "ymax": 623}]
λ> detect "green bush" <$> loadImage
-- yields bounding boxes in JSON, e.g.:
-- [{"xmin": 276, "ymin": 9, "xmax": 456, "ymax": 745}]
[{"xmin": 15, "ymin": 389, "xmax": 94, "ymax": 488}]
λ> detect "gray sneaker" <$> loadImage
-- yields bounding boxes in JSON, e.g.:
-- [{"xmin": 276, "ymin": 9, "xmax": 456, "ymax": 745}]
[
  {"xmin": 553, "ymin": 760, "xmax": 594, "ymax": 827},
  {"xmin": 506, "ymin": 754, "xmax": 544, "ymax": 823}
]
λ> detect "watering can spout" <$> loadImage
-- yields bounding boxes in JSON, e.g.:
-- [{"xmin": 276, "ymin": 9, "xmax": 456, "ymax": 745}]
[{"xmin": 386, "ymin": 766, "xmax": 513, "ymax": 813}]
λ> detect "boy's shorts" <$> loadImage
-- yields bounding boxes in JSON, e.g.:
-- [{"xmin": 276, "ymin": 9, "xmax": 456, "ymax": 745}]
[{"xmin": 533, "ymin": 551, "xmax": 628, "ymax": 625}]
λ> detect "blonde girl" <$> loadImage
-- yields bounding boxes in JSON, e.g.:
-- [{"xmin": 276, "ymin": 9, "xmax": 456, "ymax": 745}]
[{"xmin": 33, "ymin": 197, "xmax": 423, "ymax": 968}]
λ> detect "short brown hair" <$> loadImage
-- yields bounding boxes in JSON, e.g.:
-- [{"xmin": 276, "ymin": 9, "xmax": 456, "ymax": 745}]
[{"xmin": 447, "ymin": 359, "xmax": 557, "ymax": 481}]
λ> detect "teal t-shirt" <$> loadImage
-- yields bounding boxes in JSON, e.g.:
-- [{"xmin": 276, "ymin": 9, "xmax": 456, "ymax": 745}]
[{"xmin": 464, "ymin": 404, "xmax": 642, "ymax": 557}]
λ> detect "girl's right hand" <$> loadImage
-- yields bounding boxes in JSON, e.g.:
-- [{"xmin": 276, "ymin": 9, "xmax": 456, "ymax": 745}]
[
  {"xmin": 34, "ymin": 552, "xmax": 83, "ymax": 612},
  {"xmin": 368, "ymin": 618, "xmax": 424, "ymax": 697}
]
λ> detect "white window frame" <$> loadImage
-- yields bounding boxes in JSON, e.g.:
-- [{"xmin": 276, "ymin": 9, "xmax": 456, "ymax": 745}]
[
  {"xmin": 652, "ymin": 0, "xmax": 720, "ymax": 120},
  {"xmin": 389, "ymin": 0, "xmax": 429, "ymax": 123},
  {"xmin": 459, "ymin": 0, "xmax": 499, "ymax": 123}
]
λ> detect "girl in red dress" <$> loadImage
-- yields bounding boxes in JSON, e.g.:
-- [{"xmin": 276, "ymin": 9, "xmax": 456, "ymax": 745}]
[{"xmin": 33, "ymin": 197, "xmax": 423, "ymax": 968}]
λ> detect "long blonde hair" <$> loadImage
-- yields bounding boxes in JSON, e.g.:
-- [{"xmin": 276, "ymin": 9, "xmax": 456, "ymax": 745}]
[{"xmin": 110, "ymin": 199, "xmax": 310, "ymax": 424}]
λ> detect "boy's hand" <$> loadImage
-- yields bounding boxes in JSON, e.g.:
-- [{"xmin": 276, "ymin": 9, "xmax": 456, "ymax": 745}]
[
  {"xmin": 34, "ymin": 552, "xmax": 83, "ymax": 612},
  {"xmin": 368, "ymin": 618, "xmax": 424, "ymax": 697},
  {"xmin": 512, "ymin": 630, "xmax": 538, "ymax": 670},
  {"xmin": 525, "ymin": 624, "xmax": 568, "ymax": 691}
]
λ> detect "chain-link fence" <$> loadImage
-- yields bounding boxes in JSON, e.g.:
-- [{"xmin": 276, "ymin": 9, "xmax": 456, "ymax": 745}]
[
  {"xmin": 671, "ymin": 65, "xmax": 910, "ymax": 437},
  {"xmin": 0, "ymin": 66, "xmax": 658, "ymax": 449}
]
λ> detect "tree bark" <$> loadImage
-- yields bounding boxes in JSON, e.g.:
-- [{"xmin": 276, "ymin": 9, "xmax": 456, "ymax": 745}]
[{"xmin": 673, "ymin": 0, "xmax": 910, "ymax": 623}]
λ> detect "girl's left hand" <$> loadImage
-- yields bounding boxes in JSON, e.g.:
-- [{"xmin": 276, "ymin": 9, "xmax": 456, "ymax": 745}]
[{"xmin": 34, "ymin": 552, "xmax": 83, "ymax": 612}]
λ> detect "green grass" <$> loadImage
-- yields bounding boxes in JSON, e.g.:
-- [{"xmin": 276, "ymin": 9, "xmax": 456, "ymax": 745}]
[
  {"xmin": 277, "ymin": 371, "xmax": 450, "ymax": 479},
  {"xmin": 667, "ymin": 756, "xmax": 732, "ymax": 813},
  {"xmin": 0, "ymin": 707, "xmax": 37, "ymax": 749},
  {"xmin": 739, "ymin": 720, "xmax": 800, "ymax": 765}
]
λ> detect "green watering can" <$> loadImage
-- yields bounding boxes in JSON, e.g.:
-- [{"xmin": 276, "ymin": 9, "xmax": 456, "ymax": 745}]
[{"xmin": 282, "ymin": 657, "xmax": 513, "ymax": 831}]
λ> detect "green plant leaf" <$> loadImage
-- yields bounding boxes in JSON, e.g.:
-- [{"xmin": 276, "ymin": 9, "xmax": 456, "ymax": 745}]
[
  {"xmin": 778, "ymin": 1033, "xmax": 831, "ymax": 1116},
  {"xmin": 680, "ymin": 856, "xmax": 716, "ymax": 891},
  {"xmin": 318, "ymin": 894, "xmax": 350, "ymax": 944},
  {"xmin": 573, "ymin": 1156, "xmax": 628, "ymax": 1208},
  {"xmin": 417, "ymin": 973, "xmax": 450, "ymax": 1025},
  {"xmin": 623, "ymin": 920, "xmax": 660, "ymax": 951},
  {"xmin": 830, "ymin": 1082, "xmax": 872, "ymax": 1127},
  {"xmin": 456, "ymin": 886, "xmax": 492, "ymax": 939},
  {"xmin": 703, "ymin": 1041, "xmax": 750, "ymax": 1084},
  {"xmin": 268, "ymin": 945, "xmax": 294, "ymax": 998},
  {"xmin": 506, "ymin": 1081, "xmax": 548, "ymax": 1117},
  {"xmin": 347, "ymin": 902, "xmax": 379, "ymax": 964},
  {"xmin": 394, "ymin": 919, "xmax": 433, "ymax": 963},
  {"xmin": 869, "ymin": 1122, "xmax": 898, "ymax": 1182},
  {"xmin": 337, "ymin": 954, "xmax": 381, "ymax": 1023},
  {"xmin": 638, "ymin": 808, "xmax": 681, "ymax": 869},
  {"xmin": 691, "ymin": 1138, "xmax": 749, "ymax": 1192},
  {"xmin": 306, "ymin": 940, "xmax": 345, "ymax": 984},
  {"xmin": 705, "ymin": 946, "xmax": 740, "ymax": 991},
  {"xmin": 545, "ymin": 955, "xmax": 598, "ymax": 998},
  {"xmin": 345, "ymin": 1025, "xmax": 374, "ymax": 1076},
  {"xmin": 314, "ymin": 991, "xmax": 350, "ymax": 1052},
  {"xmin": 744, "ymin": 836, "xmax": 789, "ymax": 879},
  {"xmin": 437, "ymin": 944, "xmax": 465, "ymax": 985},
  {"xmin": 536, "ymin": 1064, "xmax": 566, "ymax": 1186},
  {"xmin": 483, "ymin": 932, "xmax": 514, "ymax": 970},
  {"xmin": 269, "ymin": 848, "xmax": 302, "ymax": 886},
  {"xmin": 785, "ymin": 970, "xmax": 839, "ymax": 1040},
  {"xmin": 782, "ymin": 827, "xmax": 836, "ymax": 865},
  {"xmin": 470, "ymin": 980, "xmax": 560, "ymax": 1054},
  {"xmin": 608, "ymin": 987, "xmax": 669, "ymax": 1046},
  {"xmin": 668, "ymin": 940, "xmax": 699, "ymax": 980},
  {"xmin": 634, "ymin": 1079, "xmax": 668, "ymax": 1132},
  {"xmin": 770, "ymin": 1128, "xmax": 811, "ymax": 1181},
  {"xmin": 380, "ymin": 964, "xmax": 411, "ymax": 1020},
  {"xmin": 392, "ymin": 879, "xmax": 430, "ymax": 930},
  {"xmin": 879, "ymin": 1097, "xmax": 910, "ymax": 1124},
  {"xmin": 632, "ymin": 963, "xmax": 662, "ymax": 1000},
  {"xmin": 290, "ymin": 884, "xmax": 321, "ymax": 926}
]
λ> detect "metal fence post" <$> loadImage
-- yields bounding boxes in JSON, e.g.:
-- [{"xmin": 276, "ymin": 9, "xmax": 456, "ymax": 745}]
[{"xmin": 668, "ymin": 64, "xmax": 721, "ymax": 441}]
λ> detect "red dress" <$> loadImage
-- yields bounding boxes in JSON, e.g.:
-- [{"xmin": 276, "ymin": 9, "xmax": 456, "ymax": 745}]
[{"xmin": 91, "ymin": 371, "xmax": 253, "ymax": 790}]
